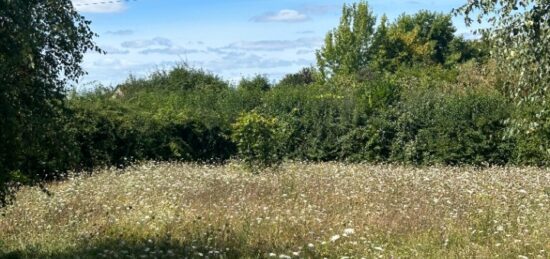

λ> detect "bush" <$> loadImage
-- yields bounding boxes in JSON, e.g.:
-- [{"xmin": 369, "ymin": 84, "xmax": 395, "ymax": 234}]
[
  {"xmin": 391, "ymin": 89, "xmax": 513, "ymax": 165},
  {"xmin": 231, "ymin": 112, "xmax": 285, "ymax": 171},
  {"xmin": 512, "ymin": 104, "xmax": 550, "ymax": 166}
]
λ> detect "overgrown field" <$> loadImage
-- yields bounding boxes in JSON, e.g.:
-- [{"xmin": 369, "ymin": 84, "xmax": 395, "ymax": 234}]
[{"xmin": 1, "ymin": 163, "xmax": 549, "ymax": 258}]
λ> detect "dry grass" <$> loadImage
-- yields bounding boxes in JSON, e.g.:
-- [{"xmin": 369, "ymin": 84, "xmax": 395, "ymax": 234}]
[{"xmin": 1, "ymin": 162, "xmax": 549, "ymax": 258}]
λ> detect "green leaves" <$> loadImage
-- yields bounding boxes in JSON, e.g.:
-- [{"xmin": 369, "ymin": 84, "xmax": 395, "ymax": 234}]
[
  {"xmin": 0, "ymin": 0, "xmax": 100, "ymax": 205},
  {"xmin": 231, "ymin": 112, "xmax": 286, "ymax": 172},
  {"xmin": 317, "ymin": 2, "xmax": 469, "ymax": 78},
  {"xmin": 316, "ymin": 1, "xmax": 377, "ymax": 79},
  {"xmin": 455, "ymin": 0, "xmax": 550, "ymax": 134}
]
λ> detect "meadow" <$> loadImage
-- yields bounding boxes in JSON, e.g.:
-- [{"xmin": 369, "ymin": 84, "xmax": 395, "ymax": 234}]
[{"xmin": 1, "ymin": 163, "xmax": 549, "ymax": 258}]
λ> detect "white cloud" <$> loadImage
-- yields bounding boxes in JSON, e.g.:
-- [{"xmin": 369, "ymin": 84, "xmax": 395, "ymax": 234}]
[
  {"xmin": 213, "ymin": 37, "xmax": 322, "ymax": 52},
  {"xmin": 252, "ymin": 9, "xmax": 309, "ymax": 23},
  {"xmin": 101, "ymin": 46, "xmax": 130, "ymax": 55},
  {"xmin": 121, "ymin": 37, "xmax": 173, "ymax": 48},
  {"xmin": 72, "ymin": 0, "xmax": 126, "ymax": 13},
  {"xmin": 139, "ymin": 47, "xmax": 202, "ymax": 55}
]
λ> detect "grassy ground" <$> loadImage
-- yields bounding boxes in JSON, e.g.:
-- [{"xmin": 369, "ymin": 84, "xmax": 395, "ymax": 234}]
[{"xmin": 0, "ymin": 163, "xmax": 549, "ymax": 258}]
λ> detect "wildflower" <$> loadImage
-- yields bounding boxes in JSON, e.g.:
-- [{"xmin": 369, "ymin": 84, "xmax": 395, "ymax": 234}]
[
  {"xmin": 307, "ymin": 243, "xmax": 314, "ymax": 249},
  {"xmin": 279, "ymin": 254, "xmax": 291, "ymax": 259},
  {"xmin": 268, "ymin": 253, "xmax": 277, "ymax": 257},
  {"xmin": 343, "ymin": 228, "xmax": 355, "ymax": 236},
  {"xmin": 330, "ymin": 234, "xmax": 341, "ymax": 242}
]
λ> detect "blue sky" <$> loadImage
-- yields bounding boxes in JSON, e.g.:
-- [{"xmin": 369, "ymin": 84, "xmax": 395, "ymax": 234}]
[{"xmin": 73, "ymin": 0, "xmax": 472, "ymax": 87}]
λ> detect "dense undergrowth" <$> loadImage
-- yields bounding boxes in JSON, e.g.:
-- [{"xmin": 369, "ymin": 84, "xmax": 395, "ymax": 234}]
[{"xmin": 64, "ymin": 61, "xmax": 549, "ymax": 171}]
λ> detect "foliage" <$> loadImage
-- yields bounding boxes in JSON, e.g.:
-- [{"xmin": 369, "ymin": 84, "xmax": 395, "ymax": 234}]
[
  {"xmin": 0, "ymin": 0, "xmax": 99, "ymax": 205},
  {"xmin": 391, "ymin": 89, "xmax": 514, "ymax": 165},
  {"xmin": 317, "ymin": 2, "xmax": 481, "ymax": 78},
  {"xmin": 277, "ymin": 67, "xmax": 318, "ymax": 87},
  {"xmin": 316, "ymin": 1, "xmax": 377, "ymax": 79},
  {"xmin": 454, "ymin": 0, "xmax": 550, "ymax": 141},
  {"xmin": 231, "ymin": 112, "xmax": 285, "ymax": 171}
]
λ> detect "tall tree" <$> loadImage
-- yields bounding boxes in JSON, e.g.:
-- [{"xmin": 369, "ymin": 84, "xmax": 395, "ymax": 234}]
[
  {"xmin": 382, "ymin": 11, "xmax": 456, "ymax": 70},
  {"xmin": 316, "ymin": 1, "xmax": 377, "ymax": 79},
  {"xmin": 0, "ymin": 0, "xmax": 100, "ymax": 205},
  {"xmin": 454, "ymin": 0, "xmax": 550, "ymax": 122}
]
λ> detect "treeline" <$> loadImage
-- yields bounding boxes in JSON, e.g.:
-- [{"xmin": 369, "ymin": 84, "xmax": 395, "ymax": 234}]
[
  {"xmin": 67, "ymin": 62, "xmax": 547, "ymax": 170},
  {"xmin": 2, "ymin": 1, "xmax": 550, "ymax": 203},
  {"xmin": 64, "ymin": 6, "xmax": 549, "ymax": 170}
]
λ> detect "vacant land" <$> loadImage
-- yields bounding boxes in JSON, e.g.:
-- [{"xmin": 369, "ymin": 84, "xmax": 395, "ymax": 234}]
[{"xmin": 1, "ymin": 163, "xmax": 549, "ymax": 258}]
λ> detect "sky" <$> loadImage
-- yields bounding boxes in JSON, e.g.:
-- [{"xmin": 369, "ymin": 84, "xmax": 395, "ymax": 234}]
[{"xmin": 72, "ymin": 0, "xmax": 474, "ymax": 88}]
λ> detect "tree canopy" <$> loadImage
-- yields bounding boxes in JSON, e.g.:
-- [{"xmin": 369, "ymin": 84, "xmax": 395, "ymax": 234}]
[
  {"xmin": 454, "ymin": 0, "xmax": 550, "ymax": 122},
  {"xmin": 0, "ymin": 0, "xmax": 100, "ymax": 205},
  {"xmin": 316, "ymin": 1, "xmax": 377, "ymax": 79},
  {"xmin": 316, "ymin": 2, "xmax": 475, "ymax": 79}
]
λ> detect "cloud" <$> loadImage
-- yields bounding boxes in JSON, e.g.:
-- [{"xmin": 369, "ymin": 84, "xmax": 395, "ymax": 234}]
[
  {"xmin": 207, "ymin": 53, "xmax": 313, "ymax": 71},
  {"xmin": 213, "ymin": 37, "xmax": 322, "ymax": 52},
  {"xmin": 105, "ymin": 29, "xmax": 134, "ymax": 36},
  {"xmin": 297, "ymin": 30, "xmax": 315, "ymax": 35},
  {"xmin": 121, "ymin": 37, "xmax": 173, "ymax": 48},
  {"xmin": 72, "ymin": 0, "xmax": 126, "ymax": 13},
  {"xmin": 102, "ymin": 46, "xmax": 130, "ymax": 55},
  {"xmin": 251, "ymin": 9, "xmax": 309, "ymax": 23},
  {"xmin": 299, "ymin": 4, "xmax": 339, "ymax": 15},
  {"xmin": 139, "ymin": 47, "xmax": 202, "ymax": 55}
]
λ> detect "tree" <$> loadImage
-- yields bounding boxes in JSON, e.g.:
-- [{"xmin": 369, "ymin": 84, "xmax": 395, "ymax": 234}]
[
  {"xmin": 238, "ymin": 75, "xmax": 271, "ymax": 92},
  {"xmin": 454, "ymin": 1, "xmax": 550, "ymax": 127},
  {"xmin": 316, "ymin": 1, "xmax": 377, "ymax": 79},
  {"xmin": 380, "ymin": 11, "xmax": 456, "ymax": 70},
  {"xmin": 0, "ymin": 0, "xmax": 100, "ymax": 205},
  {"xmin": 277, "ymin": 67, "xmax": 317, "ymax": 87}
]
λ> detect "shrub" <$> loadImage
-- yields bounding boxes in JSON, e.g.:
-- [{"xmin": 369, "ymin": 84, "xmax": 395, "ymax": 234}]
[
  {"xmin": 512, "ymin": 103, "xmax": 550, "ymax": 166},
  {"xmin": 391, "ymin": 89, "xmax": 513, "ymax": 165},
  {"xmin": 231, "ymin": 112, "xmax": 285, "ymax": 171}
]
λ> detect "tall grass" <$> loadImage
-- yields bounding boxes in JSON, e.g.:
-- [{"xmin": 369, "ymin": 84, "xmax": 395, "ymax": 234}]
[{"xmin": 1, "ymin": 163, "xmax": 549, "ymax": 258}]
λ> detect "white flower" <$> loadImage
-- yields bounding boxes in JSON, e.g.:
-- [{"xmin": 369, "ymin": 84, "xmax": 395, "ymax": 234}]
[
  {"xmin": 268, "ymin": 253, "xmax": 277, "ymax": 257},
  {"xmin": 279, "ymin": 254, "xmax": 291, "ymax": 259},
  {"xmin": 330, "ymin": 234, "xmax": 341, "ymax": 242},
  {"xmin": 307, "ymin": 243, "xmax": 315, "ymax": 248},
  {"xmin": 343, "ymin": 228, "xmax": 355, "ymax": 236}
]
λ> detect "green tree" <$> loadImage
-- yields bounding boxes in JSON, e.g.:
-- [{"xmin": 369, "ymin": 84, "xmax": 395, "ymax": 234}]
[
  {"xmin": 316, "ymin": 1, "xmax": 377, "ymax": 79},
  {"xmin": 0, "ymin": 0, "xmax": 100, "ymax": 205},
  {"xmin": 277, "ymin": 67, "xmax": 317, "ymax": 87},
  {"xmin": 454, "ymin": 1, "xmax": 550, "ymax": 125},
  {"xmin": 381, "ymin": 11, "xmax": 456, "ymax": 70}
]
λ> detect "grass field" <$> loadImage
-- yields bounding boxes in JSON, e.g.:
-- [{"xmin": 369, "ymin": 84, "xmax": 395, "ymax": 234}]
[{"xmin": 1, "ymin": 163, "xmax": 549, "ymax": 258}]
